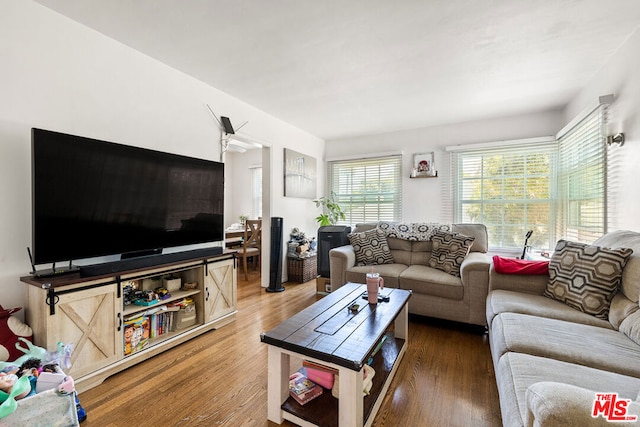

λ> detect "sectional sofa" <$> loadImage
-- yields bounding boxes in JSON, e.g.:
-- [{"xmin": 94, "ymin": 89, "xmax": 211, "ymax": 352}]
[
  {"xmin": 329, "ymin": 222, "xmax": 490, "ymax": 326},
  {"xmin": 487, "ymin": 230, "xmax": 640, "ymax": 426}
]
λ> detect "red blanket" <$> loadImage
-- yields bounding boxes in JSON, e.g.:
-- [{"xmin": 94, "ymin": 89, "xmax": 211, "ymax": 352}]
[{"xmin": 492, "ymin": 255, "xmax": 549, "ymax": 275}]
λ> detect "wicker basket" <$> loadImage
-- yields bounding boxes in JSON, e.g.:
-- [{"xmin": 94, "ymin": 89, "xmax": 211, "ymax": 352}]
[{"xmin": 287, "ymin": 254, "xmax": 318, "ymax": 283}]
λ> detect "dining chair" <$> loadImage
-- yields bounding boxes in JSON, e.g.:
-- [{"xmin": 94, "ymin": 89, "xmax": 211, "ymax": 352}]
[{"xmin": 237, "ymin": 219, "xmax": 262, "ymax": 281}]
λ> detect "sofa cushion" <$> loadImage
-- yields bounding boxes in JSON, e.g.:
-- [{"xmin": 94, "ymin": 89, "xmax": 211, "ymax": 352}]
[
  {"xmin": 387, "ymin": 236, "xmax": 412, "ymax": 265},
  {"xmin": 595, "ymin": 230, "xmax": 640, "ymax": 304},
  {"xmin": 348, "ymin": 228, "xmax": 394, "ymax": 266},
  {"xmin": 345, "ymin": 263, "xmax": 408, "ymax": 288},
  {"xmin": 609, "ymin": 293, "xmax": 640, "ymax": 330},
  {"xmin": 543, "ymin": 240, "xmax": 633, "ymax": 319},
  {"xmin": 427, "ymin": 231, "xmax": 475, "ymax": 277},
  {"xmin": 620, "ymin": 309, "xmax": 640, "ymax": 347},
  {"xmin": 496, "ymin": 352, "xmax": 640, "ymax": 427},
  {"xmin": 486, "ymin": 290, "xmax": 613, "ymax": 330},
  {"xmin": 399, "ymin": 265, "xmax": 463, "ymax": 300},
  {"xmin": 491, "ymin": 312, "xmax": 640, "ymax": 378},
  {"xmin": 452, "ymin": 223, "xmax": 488, "ymax": 253}
]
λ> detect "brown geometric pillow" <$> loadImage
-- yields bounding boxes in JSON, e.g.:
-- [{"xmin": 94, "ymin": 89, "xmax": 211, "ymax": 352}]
[
  {"xmin": 544, "ymin": 240, "xmax": 633, "ymax": 319},
  {"xmin": 348, "ymin": 228, "xmax": 394, "ymax": 266},
  {"xmin": 427, "ymin": 231, "xmax": 475, "ymax": 277}
]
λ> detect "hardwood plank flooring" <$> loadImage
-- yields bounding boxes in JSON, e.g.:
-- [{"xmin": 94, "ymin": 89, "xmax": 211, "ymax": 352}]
[{"xmin": 78, "ymin": 271, "xmax": 502, "ymax": 426}]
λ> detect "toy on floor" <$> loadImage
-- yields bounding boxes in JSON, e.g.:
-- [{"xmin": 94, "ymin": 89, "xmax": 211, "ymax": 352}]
[
  {"xmin": 0, "ymin": 338, "xmax": 72, "ymax": 373},
  {"xmin": 0, "ymin": 374, "xmax": 31, "ymax": 418},
  {"xmin": 0, "ymin": 305, "xmax": 33, "ymax": 363},
  {"xmin": 0, "ymin": 339, "xmax": 85, "ymax": 421}
]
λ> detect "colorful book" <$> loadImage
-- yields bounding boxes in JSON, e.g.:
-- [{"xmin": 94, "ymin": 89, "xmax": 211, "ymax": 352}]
[
  {"xmin": 123, "ymin": 316, "xmax": 150, "ymax": 355},
  {"xmin": 289, "ymin": 372, "xmax": 323, "ymax": 405}
]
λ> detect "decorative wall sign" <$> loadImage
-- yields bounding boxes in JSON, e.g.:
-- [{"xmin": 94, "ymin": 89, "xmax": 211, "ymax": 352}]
[{"xmin": 284, "ymin": 148, "xmax": 317, "ymax": 198}]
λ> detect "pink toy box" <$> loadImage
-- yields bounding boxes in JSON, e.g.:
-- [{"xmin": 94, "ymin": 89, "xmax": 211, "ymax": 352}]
[{"xmin": 303, "ymin": 361, "xmax": 337, "ymax": 389}]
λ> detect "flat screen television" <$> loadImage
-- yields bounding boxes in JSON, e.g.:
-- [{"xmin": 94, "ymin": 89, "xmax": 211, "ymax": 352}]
[{"xmin": 31, "ymin": 128, "xmax": 224, "ymax": 267}]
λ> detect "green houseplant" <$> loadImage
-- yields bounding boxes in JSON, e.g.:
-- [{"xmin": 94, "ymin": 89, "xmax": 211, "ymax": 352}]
[{"xmin": 313, "ymin": 193, "xmax": 346, "ymax": 226}]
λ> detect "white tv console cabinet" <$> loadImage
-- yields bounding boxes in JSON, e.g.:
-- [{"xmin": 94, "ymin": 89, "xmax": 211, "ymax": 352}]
[{"xmin": 21, "ymin": 251, "xmax": 237, "ymax": 393}]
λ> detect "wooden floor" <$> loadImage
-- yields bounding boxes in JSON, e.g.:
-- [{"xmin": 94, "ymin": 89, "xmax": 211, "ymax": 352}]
[{"xmin": 78, "ymin": 271, "xmax": 502, "ymax": 426}]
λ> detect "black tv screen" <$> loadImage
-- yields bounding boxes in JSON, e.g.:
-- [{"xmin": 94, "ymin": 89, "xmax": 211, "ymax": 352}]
[{"xmin": 32, "ymin": 128, "xmax": 224, "ymax": 265}]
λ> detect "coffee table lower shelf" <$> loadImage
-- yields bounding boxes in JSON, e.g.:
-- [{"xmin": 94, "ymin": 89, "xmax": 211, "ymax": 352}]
[{"xmin": 281, "ymin": 333, "xmax": 405, "ymax": 427}]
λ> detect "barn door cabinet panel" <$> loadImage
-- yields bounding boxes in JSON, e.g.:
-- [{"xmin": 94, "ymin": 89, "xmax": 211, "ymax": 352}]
[
  {"xmin": 21, "ymin": 252, "xmax": 236, "ymax": 392},
  {"xmin": 24, "ymin": 281, "xmax": 119, "ymax": 379},
  {"xmin": 204, "ymin": 257, "xmax": 237, "ymax": 324}
]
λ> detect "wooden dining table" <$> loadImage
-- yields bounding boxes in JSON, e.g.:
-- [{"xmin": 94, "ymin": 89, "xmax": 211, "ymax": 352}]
[{"xmin": 225, "ymin": 227, "xmax": 245, "ymax": 248}]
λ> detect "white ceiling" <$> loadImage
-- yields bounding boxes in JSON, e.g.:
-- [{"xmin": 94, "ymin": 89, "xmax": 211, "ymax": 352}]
[{"xmin": 34, "ymin": 0, "xmax": 640, "ymax": 140}]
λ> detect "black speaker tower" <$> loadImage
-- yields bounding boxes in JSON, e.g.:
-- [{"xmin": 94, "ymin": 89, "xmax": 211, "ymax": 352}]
[{"xmin": 267, "ymin": 217, "xmax": 285, "ymax": 292}]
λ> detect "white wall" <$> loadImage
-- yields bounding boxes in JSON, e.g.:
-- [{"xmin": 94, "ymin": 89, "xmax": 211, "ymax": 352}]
[
  {"xmin": 564, "ymin": 26, "xmax": 640, "ymax": 232},
  {"xmin": 325, "ymin": 110, "xmax": 563, "ymax": 223},
  {"xmin": 0, "ymin": 0, "xmax": 324, "ymax": 314},
  {"xmin": 325, "ymin": 25, "xmax": 640, "ymax": 234}
]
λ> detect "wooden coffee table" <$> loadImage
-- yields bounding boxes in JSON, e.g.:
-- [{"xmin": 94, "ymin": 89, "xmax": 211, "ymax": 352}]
[{"xmin": 261, "ymin": 282, "xmax": 411, "ymax": 427}]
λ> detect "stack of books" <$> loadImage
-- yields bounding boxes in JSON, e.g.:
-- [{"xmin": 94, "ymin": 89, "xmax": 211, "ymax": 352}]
[{"xmin": 289, "ymin": 372, "xmax": 323, "ymax": 405}]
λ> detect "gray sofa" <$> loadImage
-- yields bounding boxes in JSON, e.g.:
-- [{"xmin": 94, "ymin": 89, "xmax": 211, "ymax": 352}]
[
  {"xmin": 487, "ymin": 230, "xmax": 640, "ymax": 426},
  {"xmin": 329, "ymin": 223, "xmax": 490, "ymax": 326}
]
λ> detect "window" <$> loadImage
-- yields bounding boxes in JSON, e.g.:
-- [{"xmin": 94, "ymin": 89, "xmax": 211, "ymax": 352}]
[
  {"xmin": 449, "ymin": 104, "xmax": 608, "ymax": 251},
  {"xmin": 251, "ymin": 166, "xmax": 262, "ymax": 219},
  {"xmin": 451, "ymin": 142, "xmax": 557, "ymax": 250},
  {"xmin": 556, "ymin": 106, "xmax": 606, "ymax": 243},
  {"xmin": 327, "ymin": 155, "xmax": 402, "ymax": 225}
]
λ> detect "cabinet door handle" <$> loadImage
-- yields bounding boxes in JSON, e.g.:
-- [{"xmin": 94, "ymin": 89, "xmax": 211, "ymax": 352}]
[
  {"xmin": 206, "ymin": 287, "xmax": 210, "ymax": 301},
  {"xmin": 117, "ymin": 313, "xmax": 122, "ymax": 331},
  {"xmin": 46, "ymin": 289, "xmax": 60, "ymax": 315}
]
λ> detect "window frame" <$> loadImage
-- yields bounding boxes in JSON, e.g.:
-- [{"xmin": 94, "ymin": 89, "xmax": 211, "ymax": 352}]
[
  {"xmin": 450, "ymin": 140, "xmax": 558, "ymax": 251},
  {"xmin": 327, "ymin": 154, "xmax": 403, "ymax": 226}
]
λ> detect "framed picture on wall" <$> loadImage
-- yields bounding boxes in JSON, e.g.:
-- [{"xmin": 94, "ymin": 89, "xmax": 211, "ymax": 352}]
[
  {"xmin": 412, "ymin": 152, "xmax": 436, "ymax": 177},
  {"xmin": 284, "ymin": 148, "xmax": 317, "ymax": 199}
]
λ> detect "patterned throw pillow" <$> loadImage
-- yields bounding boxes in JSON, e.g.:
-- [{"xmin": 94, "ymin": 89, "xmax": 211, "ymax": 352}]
[
  {"xmin": 348, "ymin": 228, "xmax": 394, "ymax": 266},
  {"xmin": 543, "ymin": 240, "xmax": 633, "ymax": 319},
  {"xmin": 427, "ymin": 231, "xmax": 475, "ymax": 277}
]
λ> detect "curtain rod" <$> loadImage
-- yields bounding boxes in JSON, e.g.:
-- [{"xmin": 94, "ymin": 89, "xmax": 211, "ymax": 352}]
[
  {"xmin": 445, "ymin": 136, "xmax": 555, "ymax": 152},
  {"xmin": 326, "ymin": 151, "xmax": 403, "ymax": 162}
]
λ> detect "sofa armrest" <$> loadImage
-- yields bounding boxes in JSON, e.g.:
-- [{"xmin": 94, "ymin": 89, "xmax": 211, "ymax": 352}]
[
  {"xmin": 460, "ymin": 252, "xmax": 491, "ymax": 275},
  {"xmin": 489, "ymin": 264, "xmax": 549, "ymax": 295},
  {"xmin": 459, "ymin": 252, "xmax": 491, "ymax": 325},
  {"xmin": 329, "ymin": 245, "xmax": 356, "ymax": 291},
  {"xmin": 460, "ymin": 252, "xmax": 491, "ymax": 293},
  {"xmin": 526, "ymin": 382, "xmax": 640, "ymax": 427}
]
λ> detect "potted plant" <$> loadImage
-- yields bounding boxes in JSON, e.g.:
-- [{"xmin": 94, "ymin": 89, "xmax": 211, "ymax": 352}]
[{"xmin": 313, "ymin": 192, "xmax": 346, "ymax": 226}]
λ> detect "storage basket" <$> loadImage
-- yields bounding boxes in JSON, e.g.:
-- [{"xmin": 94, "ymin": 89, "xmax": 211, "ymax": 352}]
[
  {"xmin": 175, "ymin": 305, "xmax": 197, "ymax": 330},
  {"xmin": 287, "ymin": 254, "xmax": 318, "ymax": 283}
]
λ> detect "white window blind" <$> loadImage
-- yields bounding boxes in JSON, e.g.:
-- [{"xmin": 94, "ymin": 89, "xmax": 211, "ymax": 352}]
[
  {"xmin": 452, "ymin": 142, "xmax": 558, "ymax": 249},
  {"xmin": 251, "ymin": 166, "xmax": 262, "ymax": 219},
  {"xmin": 557, "ymin": 105, "xmax": 606, "ymax": 243},
  {"xmin": 328, "ymin": 155, "xmax": 402, "ymax": 225}
]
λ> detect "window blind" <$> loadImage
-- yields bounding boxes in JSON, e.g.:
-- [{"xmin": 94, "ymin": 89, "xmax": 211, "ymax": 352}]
[
  {"xmin": 251, "ymin": 166, "xmax": 262, "ymax": 219},
  {"xmin": 327, "ymin": 155, "xmax": 402, "ymax": 225},
  {"xmin": 451, "ymin": 142, "xmax": 558, "ymax": 250},
  {"xmin": 557, "ymin": 105, "xmax": 606, "ymax": 243}
]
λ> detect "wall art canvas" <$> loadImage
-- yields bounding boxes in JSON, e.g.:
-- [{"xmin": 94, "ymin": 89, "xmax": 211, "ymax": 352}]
[{"xmin": 284, "ymin": 148, "xmax": 317, "ymax": 199}]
